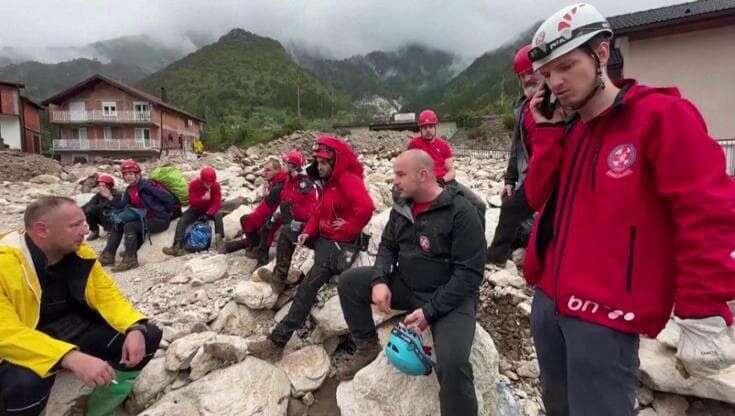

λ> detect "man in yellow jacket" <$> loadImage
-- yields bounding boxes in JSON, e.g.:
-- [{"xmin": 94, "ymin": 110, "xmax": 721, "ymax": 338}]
[{"xmin": 0, "ymin": 196, "xmax": 162, "ymax": 416}]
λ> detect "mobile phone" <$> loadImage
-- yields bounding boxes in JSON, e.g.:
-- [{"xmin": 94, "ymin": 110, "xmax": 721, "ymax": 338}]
[{"xmin": 539, "ymin": 84, "xmax": 558, "ymax": 120}]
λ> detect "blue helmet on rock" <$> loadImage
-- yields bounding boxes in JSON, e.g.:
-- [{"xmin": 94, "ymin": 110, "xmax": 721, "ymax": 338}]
[{"xmin": 385, "ymin": 326, "xmax": 434, "ymax": 376}]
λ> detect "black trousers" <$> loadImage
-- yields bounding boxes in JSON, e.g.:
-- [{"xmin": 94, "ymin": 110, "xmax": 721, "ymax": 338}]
[
  {"xmin": 0, "ymin": 321, "xmax": 161, "ymax": 416},
  {"xmin": 530, "ymin": 289, "xmax": 639, "ymax": 416},
  {"xmin": 103, "ymin": 216, "xmax": 170, "ymax": 257},
  {"xmin": 487, "ymin": 185, "xmax": 534, "ymax": 264},
  {"xmin": 172, "ymin": 207, "xmax": 224, "ymax": 247},
  {"xmin": 270, "ymin": 237, "xmax": 354, "ymax": 345},
  {"xmin": 273, "ymin": 226, "xmax": 300, "ymax": 281},
  {"xmin": 84, "ymin": 206, "xmax": 111, "ymax": 235},
  {"xmin": 338, "ymin": 267, "xmax": 478, "ymax": 416}
]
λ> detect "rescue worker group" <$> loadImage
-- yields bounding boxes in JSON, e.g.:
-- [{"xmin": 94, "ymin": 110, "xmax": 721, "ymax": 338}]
[{"xmin": 2, "ymin": 4, "xmax": 734, "ymax": 416}]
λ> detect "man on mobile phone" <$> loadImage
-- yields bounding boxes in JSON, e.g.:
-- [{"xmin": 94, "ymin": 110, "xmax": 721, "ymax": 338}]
[{"xmin": 523, "ymin": 4, "xmax": 735, "ymax": 415}]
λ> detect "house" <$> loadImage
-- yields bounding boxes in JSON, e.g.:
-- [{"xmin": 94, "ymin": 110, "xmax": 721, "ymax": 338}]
[
  {"xmin": 0, "ymin": 80, "xmax": 43, "ymax": 154},
  {"xmin": 608, "ymin": 0, "xmax": 735, "ymax": 142},
  {"xmin": 42, "ymin": 74, "xmax": 205, "ymax": 165}
]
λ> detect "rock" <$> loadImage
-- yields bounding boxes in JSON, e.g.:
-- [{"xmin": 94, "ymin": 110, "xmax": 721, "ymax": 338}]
[
  {"xmin": 275, "ymin": 301, "xmax": 292, "ymax": 323},
  {"xmin": 165, "ymin": 331, "xmax": 216, "ymax": 371},
  {"xmin": 223, "ymin": 205, "xmax": 251, "ymax": 239},
  {"xmin": 520, "ymin": 399, "xmax": 540, "ymax": 416},
  {"xmin": 288, "ymin": 397, "xmax": 309, "ymax": 416},
  {"xmin": 234, "ymin": 280, "xmax": 279, "ymax": 310},
  {"xmin": 496, "ymin": 382, "xmax": 523, "ymax": 416},
  {"xmin": 183, "ymin": 255, "xmax": 228, "ymax": 283},
  {"xmin": 188, "ymin": 334, "xmax": 251, "ymax": 381},
  {"xmin": 515, "ymin": 360, "xmax": 540, "ymax": 379},
  {"xmin": 135, "ymin": 219, "xmax": 183, "ymax": 266},
  {"xmin": 652, "ymin": 393, "xmax": 689, "ymax": 416},
  {"xmin": 656, "ymin": 318, "xmax": 681, "ymax": 350},
  {"xmin": 45, "ymin": 370, "xmax": 94, "ymax": 416},
  {"xmin": 638, "ymin": 385, "xmax": 655, "ymax": 406},
  {"xmin": 140, "ymin": 358, "xmax": 290, "ymax": 416},
  {"xmin": 336, "ymin": 323, "xmax": 500, "ymax": 416},
  {"xmin": 210, "ymin": 301, "xmax": 274, "ymax": 336},
  {"xmin": 488, "ymin": 269, "xmax": 526, "ymax": 289},
  {"xmin": 638, "ymin": 408, "xmax": 658, "ymax": 416},
  {"xmin": 277, "ymin": 345, "xmax": 331, "ymax": 396},
  {"xmin": 30, "ymin": 174, "xmax": 60, "ymax": 184},
  {"xmin": 126, "ymin": 358, "xmax": 178, "ymax": 413},
  {"xmin": 311, "ymin": 295, "xmax": 402, "ymax": 339},
  {"xmin": 73, "ymin": 192, "xmax": 95, "ymax": 207},
  {"xmin": 639, "ymin": 338, "xmax": 735, "ymax": 404}
]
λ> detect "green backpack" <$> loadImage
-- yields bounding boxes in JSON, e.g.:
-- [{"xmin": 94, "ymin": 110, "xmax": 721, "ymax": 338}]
[{"xmin": 150, "ymin": 165, "xmax": 189, "ymax": 206}]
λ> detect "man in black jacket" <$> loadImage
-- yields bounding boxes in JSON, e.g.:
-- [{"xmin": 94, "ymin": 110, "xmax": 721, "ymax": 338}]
[
  {"xmin": 337, "ymin": 149, "xmax": 485, "ymax": 416},
  {"xmin": 82, "ymin": 174, "xmax": 123, "ymax": 241},
  {"xmin": 487, "ymin": 44, "xmax": 541, "ymax": 266}
]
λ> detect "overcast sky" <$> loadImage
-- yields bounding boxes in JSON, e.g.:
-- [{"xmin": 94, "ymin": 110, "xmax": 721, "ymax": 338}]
[{"xmin": 3, "ymin": 0, "xmax": 685, "ymax": 60}]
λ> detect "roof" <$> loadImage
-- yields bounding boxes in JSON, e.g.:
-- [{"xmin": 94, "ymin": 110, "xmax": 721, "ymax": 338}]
[
  {"xmin": 41, "ymin": 74, "xmax": 205, "ymax": 123},
  {"xmin": 609, "ymin": 0, "xmax": 735, "ymax": 34},
  {"xmin": 0, "ymin": 80, "xmax": 25, "ymax": 88},
  {"xmin": 20, "ymin": 95, "xmax": 44, "ymax": 110}
]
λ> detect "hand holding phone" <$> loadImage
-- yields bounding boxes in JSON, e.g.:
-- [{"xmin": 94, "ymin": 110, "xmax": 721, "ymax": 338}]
[{"xmin": 530, "ymin": 84, "xmax": 565, "ymax": 124}]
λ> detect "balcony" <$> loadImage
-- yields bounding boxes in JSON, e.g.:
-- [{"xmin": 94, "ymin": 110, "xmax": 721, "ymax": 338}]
[
  {"xmin": 50, "ymin": 110, "xmax": 152, "ymax": 124},
  {"xmin": 53, "ymin": 138, "xmax": 160, "ymax": 151}
]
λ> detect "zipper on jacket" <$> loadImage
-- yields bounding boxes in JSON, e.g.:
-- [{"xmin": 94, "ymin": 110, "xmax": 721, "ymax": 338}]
[
  {"xmin": 626, "ymin": 226, "xmax": 637, "ymax": 293},
  {"xmin": 590, "ymin": 139, "xmax": 603, "ymax": 192}
]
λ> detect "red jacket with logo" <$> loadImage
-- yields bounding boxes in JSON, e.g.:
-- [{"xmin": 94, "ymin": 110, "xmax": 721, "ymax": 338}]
[
  {"xmin": 242, "ymin": 171, "xmax": 288, "ymax": 233},
  {"xmin": 188, "ymin": 178, "xmax": 222, "ymax": 217},
  {"xmin": 523, "ymin": 80, "xmax": 735, "ymax": 337},
  {"xmin": 304, "ymin": 136, "xmax": 374, "ymax": 242},
  {"xmin": 280, "ymin": 173, "xmax": 319, "ymax": 223}
]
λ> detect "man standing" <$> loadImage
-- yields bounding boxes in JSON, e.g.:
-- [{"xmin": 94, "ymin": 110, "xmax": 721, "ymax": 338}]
[
  {"xmin": 257, "ymin": 149, "xmax": 319, "ymax": 285},
  {"xmin": 524, "ymin": 4, "xmax": 735, "ymax": 415},
  {"xmin": 487, "ymin": 44, "xmax": 541, "ymax": 265},
  {"xmin": 0, "ymin": 196, "xmax": 162, "ymax": 416},
  {"xmin": 408, "ymin": 109, "xmax": 486, "ymax": 227},
  {"xmin": 337, "ymin": 149, "xmax": 485, "ymax": 415},
  {"xmin": 250, "ymin": 135, "xmax": 374, "ymax": 360},
  {"xmin": 163, "ymin": 166, "xmax": 225, "ymax": 256}
]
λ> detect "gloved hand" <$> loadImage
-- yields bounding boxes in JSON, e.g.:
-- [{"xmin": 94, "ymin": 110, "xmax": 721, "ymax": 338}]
[{"xmin": 674, "ymin": 316, "xmax": 735, "ymax": 377}]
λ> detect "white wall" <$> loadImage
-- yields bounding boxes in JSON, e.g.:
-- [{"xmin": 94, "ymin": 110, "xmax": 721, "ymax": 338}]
[{"xmin": 0, "ymin": 116, "xmax": 22, "ymax": 149}]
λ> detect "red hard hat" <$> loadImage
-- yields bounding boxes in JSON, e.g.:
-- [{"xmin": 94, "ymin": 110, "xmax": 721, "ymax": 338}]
[
  {"xmin": 418, "ymin": 110, "xmax": 439, "ymax": 127},
  {"xmin": 513, "ymin": 45, "xmax": 533, "ymax": 76},
  {"xmin": 96, "ymin": 174, "xmax": 115, "ymax": 188},
  {"xmin": 200, "ymin": 166, "xmax": 217, "ymax": 185},
  {"xmin": 282, "ymin": 149, "xmax": 306, "ymax": 168},
  {"xmin": 120, "ymin": 159, "xmax": 141, "ymax": 174}
]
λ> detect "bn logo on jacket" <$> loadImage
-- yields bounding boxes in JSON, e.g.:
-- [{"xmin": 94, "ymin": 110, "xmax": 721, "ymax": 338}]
[{"xmin": 606, "ymin": 143, "xmax": 637, "ymax": 179}]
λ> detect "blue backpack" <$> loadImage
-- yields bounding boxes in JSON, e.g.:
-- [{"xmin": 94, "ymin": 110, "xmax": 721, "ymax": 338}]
[{"xmin": 184, "ymin": 221, "xmax": 212, "ymax": 252}]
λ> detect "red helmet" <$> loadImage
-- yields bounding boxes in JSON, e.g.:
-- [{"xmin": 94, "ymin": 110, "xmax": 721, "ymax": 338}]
[
  {"xmin": 120, "ymin": 159, "xmax": 141, "ymax": 174},
  {"xmin": 200, "ymin": 166, "xmax": 217, "ymax": 185},
  {"xmin": 418, "ymin": 110, "xmax": 439, "ymax": 127},
  {"xmin": 282, "ymin": 149, "xmax": 306, "ymax": 168},
  {"xmin": 513, "ymin": 44, "xmax": 533, "ymax": 76},
  {"xmin": 313, "ymin": 142, "xmax": 335, "ymax": 160},
  {"xmin": 96, "ymin": 174, "xmax": 115, "ymax": 188}
]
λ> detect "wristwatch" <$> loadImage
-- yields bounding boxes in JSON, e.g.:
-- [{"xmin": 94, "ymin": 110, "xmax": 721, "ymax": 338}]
[{"xmin": 126, "ymin": 323, "xmax": 148, "ymax": 335}]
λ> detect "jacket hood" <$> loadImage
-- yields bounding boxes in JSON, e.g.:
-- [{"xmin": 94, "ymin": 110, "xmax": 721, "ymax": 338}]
[{"xmin": 315, "ymin": 135, "xmax": 364, "ymax": 180}]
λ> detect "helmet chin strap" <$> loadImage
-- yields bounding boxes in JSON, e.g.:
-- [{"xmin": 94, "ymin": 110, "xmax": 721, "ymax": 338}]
[{"xmin": 570, "ymin": 44, "xmax": 606, "ymax": 111}]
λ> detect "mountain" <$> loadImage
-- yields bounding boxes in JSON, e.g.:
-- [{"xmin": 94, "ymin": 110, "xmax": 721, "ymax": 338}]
[
  {"xmin": 433, "ymin": 23, "xmax": 540, "ymax": 119},
  {"xmin": 139, "ymin": 28, "xmax": 354, "ymax": 148},
  {"xmin": 0, "ymin": 58, "xmax": 148, "ymax": 101},
  {"xmin": 293, "ymin": 44, "xmax": 462, "ymax": 116},
  {"xmin": 0, "ymin": 35, "xmax": 188, "ymax": 101}
]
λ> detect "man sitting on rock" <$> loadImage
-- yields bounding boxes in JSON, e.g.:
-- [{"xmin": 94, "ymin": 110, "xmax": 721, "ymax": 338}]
[
  {"xmin": 337, "ymin": 149, "xmax": 485, "ymax": 416},
  {"xmin": 224, "ymin": 157, "xmax": 289, "ymax": 266},
  {"xmin": 257, "ymin": 149, "xmax": 319, "ymax": 285},
  {"xmin": 408, "ymin": 109, "xmax": 486, "ymax": 228},
  {"xmin": 163, "ymin": 166, "xmax": 225, "ymax": 256},
  {"xmin": 250, "ymin": 135, "xmax": 374, "ymax": 361},
  {"xmin": 0, "ymin": 196, "xmax": 162, "ymax": 416},
  {"xmin": 82, "ymin": 174, "xmax": 123, "ymax": 241}
]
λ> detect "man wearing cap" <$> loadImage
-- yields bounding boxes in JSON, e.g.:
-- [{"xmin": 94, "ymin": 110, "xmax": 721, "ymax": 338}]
[
  {"xmin": 524, "ymin": 4, "xmax": 735, "ymax": 415},
  {"xmin": 249, "ymin": 135, "xmax": 374, "ymax": 361}
]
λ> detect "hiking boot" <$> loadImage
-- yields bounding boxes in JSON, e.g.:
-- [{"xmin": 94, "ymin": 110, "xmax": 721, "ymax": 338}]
[
  {"xmin": 99, "ymin": 251, "xmax": 115, "ymax": 266},
  {"xmin": 224, "ymin": 239, "xmax": 246, "ymax": 254},
  {"xmin": 87, "ymin": 230, "xmax": 100, "ymax": 241},
  {"xmin": 112, "ymin": 254, "xmax": 139, "ymax": 272},
  {"xmin": 257, "ymin": 268, "xmax": 286, "ymax": 285},
  {"xmin": 337, "ymin": 337, "xmax": 382, "ymax": 381},
  {"xmin": 162, "ymin": 246, "xmax": 186, "ymax": 257},
  {"xmin": 213, "ymin": 234, "xmax": 225, "ymax": 254},
  {"xmin": 247, "ymin": 335, "xmax": 285, "ymax": 363}
]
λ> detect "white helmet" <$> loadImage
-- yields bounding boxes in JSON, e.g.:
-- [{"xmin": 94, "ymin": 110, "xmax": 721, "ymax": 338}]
[{"xmin": 530, "ymin": 3, "xmax": 613, "ymax": 71}]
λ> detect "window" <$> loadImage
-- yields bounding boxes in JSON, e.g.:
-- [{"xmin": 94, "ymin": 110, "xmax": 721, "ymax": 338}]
[
  {"xmin": 134, "ymin": 102, "xmax": 150, "ymax": 121},
  {"xmin": 72, "ymin": 127, "xmax": 87, "ymax": 141},
  {"xmin": 135, "ymin": 128, "xmax": 150, "ymax": 142},
  {"xmin": 103, "ymin": 127, "xmax": 115, "ymax": 141},
  {"xmin": 102, "ymin": 101, "xmax": 117, "ymax": 117},
  {"xmin": 187, "ymin": 119, "xmax": 192, "ymax": 127}
]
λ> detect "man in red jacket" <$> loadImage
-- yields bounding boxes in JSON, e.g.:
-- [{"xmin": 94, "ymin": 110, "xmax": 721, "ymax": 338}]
[
  {"xmin": 163, "ymin": 166, "xmax": 224, "ymax": 256},
  {"xmin": 524, "ymin": 4, "xmax": 735, "ymax": 415},
  {"xmin": 250, "ymin": 135, "xmax": 374, "ymax": 360},
  {"xmin": 258, "ymin": 149, "xmax": 319, "ymax": 285},
  {"xmin": 224, "ymin": 158, "xmax": 289, "ymax": 265}
]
